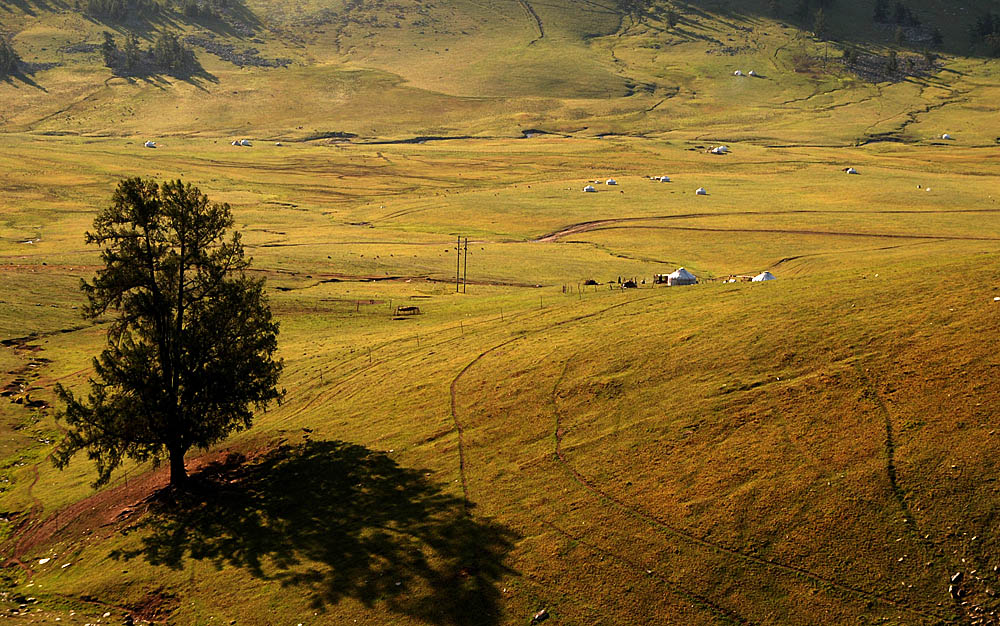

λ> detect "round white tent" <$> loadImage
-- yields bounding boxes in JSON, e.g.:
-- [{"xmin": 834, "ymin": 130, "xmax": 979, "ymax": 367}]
[
  {"xmin": 695, "ymin": 187, "xmax": 708, "ymax": 195},
  {"xmin": 659, "ymin": 176, "xmax": 671, "ymax": 182},
  {"xmin": 583, "ymin": 185, "xmax": 597, "ymax": 192},
  {"xmin": 751, "ymin": 271, "xmax": 777, "ymax": 282},
  {"xmin": 606, "ymin": 178, "xmax": 617, "ymax": 185},
  {"xmin": 667, "ymin": 267, "xmax": 698, "ymax": 286}
]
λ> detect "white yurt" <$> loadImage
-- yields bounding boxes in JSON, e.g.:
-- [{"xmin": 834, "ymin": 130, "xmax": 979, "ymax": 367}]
[
  {"xmin": 941, "ymin": 133, "xmax": 953, "ymax": 140},
  {"xmin": 583, "ymin": 185, "xmax": 597, "ymax": 192},
  {"xmin": 734, "ymin": 70, "xmax": 744, "ymax": 76},
  {"xmin": 748, "ymin": 70, "xmax": 757, "ymax": 76},
  {"xmin": 752, "ymin": 271, "xmax": 777, "ymax": 282},
  {"xmin": 695, "ymin": 187, "xmax": 708, "ymax": 195},
  {"xmin": 144, "ymin": 141, "xmax": 157, "ymax": 148},
  {"xmin": 232, "ymin": 140, "xmax": 241, "ymax": 146},
  {"xmin": 667, "ymin": 267, "xmax": 698, "ymax": 286},
  {"xmin": 711, "ymin": 145, "xmax": 729, "ymax": 154},
  {"xmin": 240, "ymin": 139, "xmax": 253, "ymax": 146},
  {"xmin": 659, "ymin": 176, "xmax": 671, "ymax": 182},
  {"xmin": 606, "ymin": 178, "xmax": 618, "ymax": 185},
  {"xmin": 846, "ymin": 167, "xmax": 858, "ymax": 174}
]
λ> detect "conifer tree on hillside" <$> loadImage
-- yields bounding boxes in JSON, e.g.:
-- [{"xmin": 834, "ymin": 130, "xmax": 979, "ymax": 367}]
[
  {"xmin": 101, "ymin": 31, "xmax": 118, "ymax": 66},
  {"xmin": 55, "ymin": 178, "xmax": 283, "ymax": 489},
  {"xmin": 0, "ymin": 38, "xmax": 21, "ymax": 78},
  {"xmin": 814, "ymin": 7, "xmax": 828, "ymax": 39},
  {"xmin": 123, "ymin": 33, "xmax": 141, "ymax": 71}
]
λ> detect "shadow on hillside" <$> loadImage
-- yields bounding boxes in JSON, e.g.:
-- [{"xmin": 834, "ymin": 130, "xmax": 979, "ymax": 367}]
[
  {"xmin": 0, "ymin": 0, "xmax": 69, "ymax": 16},
  {"xmin": 83, "ymin": 0, "xmax": 262, "ymax": 40},
  {"xmin": 114, "ymin": 440, "xmax": 517, "ymax": 625},
  {"xmin": 674, "ymin": 0, "xmax": 984, "ymax": 56}
]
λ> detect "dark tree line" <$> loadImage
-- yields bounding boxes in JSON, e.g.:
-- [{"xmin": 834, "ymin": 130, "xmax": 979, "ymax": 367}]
[
  {"xmin": 0, "ymin": 38, "xmax": 20, "ymax": 78},
  {"xmin": 873, "ymin": 0, "xmax": 920, "ymax": 26},
  {"xmin": 86, "ymin": 0, "xmax": 161, "ymax": 21},
  {"xmin": 101, "ymin": 30, "xmax": 196, "ymax": 76},
  {"xmin": 176, "ymin": 0, "xmax": 233, "ymax": 18},
  {"xmin": 971, "ymin": 12, "xmax": 1000, "ymax": 56}
]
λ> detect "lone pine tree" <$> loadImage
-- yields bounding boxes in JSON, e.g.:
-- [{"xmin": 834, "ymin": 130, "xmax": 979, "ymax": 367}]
[{"xmin": 55, "ymin": 178, "xmax": 283, "ymax": 488}]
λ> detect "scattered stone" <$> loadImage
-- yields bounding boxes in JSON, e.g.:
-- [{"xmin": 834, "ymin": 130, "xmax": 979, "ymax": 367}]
[{"xmin": 184, "ymin": 36, "xmax": 291, "ymax": 68}]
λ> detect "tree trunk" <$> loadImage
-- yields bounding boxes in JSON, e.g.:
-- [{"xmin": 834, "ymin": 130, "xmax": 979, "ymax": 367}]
[{"xmin": 169, "ymin": 447, "xmax": 188, "ymax": 487}]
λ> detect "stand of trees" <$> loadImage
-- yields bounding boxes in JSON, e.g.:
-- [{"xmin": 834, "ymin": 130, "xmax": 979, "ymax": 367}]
[
  {"xmin": 873, "ymin": 0, "xmax": 920, "ymax": 27},
  {"xmin": 177, "ymin": 0, "xmax": 232, "ymax": 18},
  {"xmin": 101, "ymin": 31, "xmax": 196, "ymax": 76},
  {"xmin": 971, "ymin": 12, "xmax": 1000, "ymax": 56},
  {"xmin": 86, "ymin": 0, "xmax": 161, "ymax": 21},
  {"xmin": 0, "ymin": 38, "xmax": 20, "ymax": 78}
]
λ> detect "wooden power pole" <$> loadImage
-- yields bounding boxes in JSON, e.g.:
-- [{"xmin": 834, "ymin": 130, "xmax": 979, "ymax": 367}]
[
  {"xmin": 455, "ymin": 234, "xmax": 461, "ymax": 293},
  {"xmin": 462, "ymin": 237, "xmax": 469, "ymax": 293}
]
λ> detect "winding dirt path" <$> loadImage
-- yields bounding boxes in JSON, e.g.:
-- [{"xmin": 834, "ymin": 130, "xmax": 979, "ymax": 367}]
[{"xmin": 534, "ymin": 210, "xmax": 1000, "ymax": 243}]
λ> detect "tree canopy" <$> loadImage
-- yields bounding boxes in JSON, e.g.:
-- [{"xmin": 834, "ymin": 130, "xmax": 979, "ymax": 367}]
[
  {"xmin": 55, "ymin": 178, "xmax": 283, "ymax": 488},
  {"xmin": 0, "ymin": 38, "xmax": 20, "ymax": 78}
]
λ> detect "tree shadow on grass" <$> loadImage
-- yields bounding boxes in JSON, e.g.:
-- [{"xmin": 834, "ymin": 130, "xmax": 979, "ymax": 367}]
[{"xmin": 113, "ymin": 440, "xmax": 518, "ymax": 625}]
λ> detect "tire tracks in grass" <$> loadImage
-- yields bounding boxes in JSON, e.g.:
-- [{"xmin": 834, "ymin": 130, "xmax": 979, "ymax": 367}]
[
  {"xmin": 545, "ymin": 358, "xmax": 754, "ymax": 625},
  {"xmin": 542, "ymin": 520, "xmax": 752, "ymax": 625},
  {"xmin": 548, "ymin": 356, "xmax": 951, "ymax": 624},
  {"xmin": 447, "ymin": 294, "xmax": 659, "ymax": 506},
  {"xmin": 445, "ymin": 297, "xmax": 753, "ymax": 625}
]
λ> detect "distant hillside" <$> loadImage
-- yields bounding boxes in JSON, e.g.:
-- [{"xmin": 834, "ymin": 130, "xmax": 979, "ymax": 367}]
[{"xmin": 1, "ymin": 0, "xmax": 999, "ymax": 142}]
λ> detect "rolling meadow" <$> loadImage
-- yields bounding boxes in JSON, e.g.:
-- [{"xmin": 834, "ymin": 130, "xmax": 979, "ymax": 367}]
[{"xmin": 2, "ymin": 0, "xmax": 1000, "ymax": 623}]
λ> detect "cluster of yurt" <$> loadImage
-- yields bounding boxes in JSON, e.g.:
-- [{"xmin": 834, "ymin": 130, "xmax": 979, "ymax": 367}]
[
  {"xmin": 232, "ymin": 139, "xmax": 253, "ymax": 147},
  {"xmin": 583, "ymin": 177, "xmax": 620, "ymax": 191}
]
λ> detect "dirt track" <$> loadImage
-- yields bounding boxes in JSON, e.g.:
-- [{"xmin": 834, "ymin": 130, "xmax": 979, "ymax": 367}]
[{"xmin": 533, "ymin": 209, "xmax": 1000, "ymax": 243}]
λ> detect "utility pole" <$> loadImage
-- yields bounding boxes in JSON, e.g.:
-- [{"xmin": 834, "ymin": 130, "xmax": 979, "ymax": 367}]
[
  {"xmin": 462, "ymin": 237, "xmax": 469, "ymax": 293},
  {"xmin": 456, "ymin": 234, "xmax": 461, "ymax": 293}
]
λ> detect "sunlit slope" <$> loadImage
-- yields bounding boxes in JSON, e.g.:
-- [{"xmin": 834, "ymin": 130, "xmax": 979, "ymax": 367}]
[{"xmin": 2, "ymin": 0, "xmax": 1000, "ymax": 143}]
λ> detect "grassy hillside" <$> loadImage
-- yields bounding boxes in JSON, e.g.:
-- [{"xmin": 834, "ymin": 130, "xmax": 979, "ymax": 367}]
[
  {"xmin": 4, "ymin": 0, "xmax": 1000, "ymax": 624},
  {"xmin": 2, "ymin": 0, "xmax": 1000, "ymax": 142}
]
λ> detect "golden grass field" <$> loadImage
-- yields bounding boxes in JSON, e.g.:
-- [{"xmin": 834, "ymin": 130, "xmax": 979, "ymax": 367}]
[{"xmin": 3, "ymin": 0, "xmax": 1000, "ymax": 624}]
